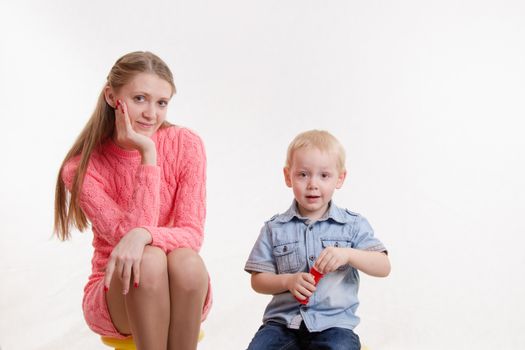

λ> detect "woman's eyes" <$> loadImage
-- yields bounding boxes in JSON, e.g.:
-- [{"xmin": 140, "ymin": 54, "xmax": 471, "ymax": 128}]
[{"xmin": 132, "ymin": 96, "xmax": 168, "ymax": 107}]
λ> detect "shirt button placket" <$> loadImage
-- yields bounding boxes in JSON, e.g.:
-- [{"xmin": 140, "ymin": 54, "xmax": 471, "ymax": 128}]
[{"xmin": 306, "ymin": 224, "xmax": 316, "ymax": 268}]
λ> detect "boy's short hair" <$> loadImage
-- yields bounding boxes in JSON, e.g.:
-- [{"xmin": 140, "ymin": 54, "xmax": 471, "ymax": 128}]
[{"xmin": 285, "ymin": 130, "xmax": 346, "ymax": 173}]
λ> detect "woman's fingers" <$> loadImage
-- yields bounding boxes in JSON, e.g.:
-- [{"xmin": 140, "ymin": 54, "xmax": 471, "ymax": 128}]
[
  {"xmin": 121, "ymin": 261, "xmax": 132, "ymax": 295},
  {"xmin": 120, "ymin": 100, "xmax": 134, "ymax": 133},
  {"xmin": 132, "ymin": 260, "xmax": 140, "ymax": 289},
  {"xmin": 114, "ymin": 101, "xmax": 126, "ymax": 138},
  {"xmin": 114, "ymin": 100, "xmax": 143, "ymax": 148},
  {"xmin": 104, "ymin": 257, "xmax": 116, "ymax": 292},
  {"xmin": 104, "ymin": 229, "xmax": 149, "ymax": 295},
  {"xmin": 104, "ymin": 255, "xmax": 136, "ymax": 294}
]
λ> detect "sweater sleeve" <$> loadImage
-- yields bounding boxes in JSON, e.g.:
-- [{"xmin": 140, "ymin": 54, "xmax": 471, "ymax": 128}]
[
  {"xmin": 142, "ymin": 130, "xmax": 207, "ymax": 253},
  {"xmin": 62, "ymin": 158, "xmax": 161, "ymax": 246}
]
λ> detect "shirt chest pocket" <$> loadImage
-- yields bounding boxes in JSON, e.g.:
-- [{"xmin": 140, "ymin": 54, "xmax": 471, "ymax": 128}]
[
  {"xmin": 273, "ymin": 242, "xmax": 300, "ymax": 274},
  {"xmin": 321, "ymin": 238, "xmax": 351, "ymax": 249}
]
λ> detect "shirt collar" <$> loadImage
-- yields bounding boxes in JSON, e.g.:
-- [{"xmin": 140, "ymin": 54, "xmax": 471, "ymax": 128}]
[{"xmin": 275, "ymin": 200, "xmax": 349, "ymax": 224}]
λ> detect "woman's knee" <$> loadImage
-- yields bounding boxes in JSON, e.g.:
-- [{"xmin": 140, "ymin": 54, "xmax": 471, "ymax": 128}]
[
  {"xmin": 138, "ymin": 246, "xmax": 168, "ymax": 289},
  {"xmin": 167, "ymin": 248, "xmax": 208, "ymax": 292}
]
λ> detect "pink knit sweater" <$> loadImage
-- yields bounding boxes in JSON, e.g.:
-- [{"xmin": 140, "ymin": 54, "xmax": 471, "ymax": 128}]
[{"xmin": 63, "ymin": 125, "xmax": 207, "ymax": 285}]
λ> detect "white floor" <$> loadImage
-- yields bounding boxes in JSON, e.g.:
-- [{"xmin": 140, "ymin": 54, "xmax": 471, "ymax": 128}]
[{"xmin": 3, "ymin": 209, "xmax": 525, "ymax": 350}]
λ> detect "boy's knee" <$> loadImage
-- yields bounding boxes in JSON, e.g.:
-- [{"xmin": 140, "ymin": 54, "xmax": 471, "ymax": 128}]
[{"xmin": 167, "ymin": 248, "xmax": 208, "ymax": 292}]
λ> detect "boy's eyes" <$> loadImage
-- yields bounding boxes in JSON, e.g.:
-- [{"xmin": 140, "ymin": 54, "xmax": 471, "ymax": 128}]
[
  {"xmin": 158, "ymin": 100, "xmax": 169, "ymax": 107},
  {"xmin": 295, "ymin": 172, "xmax": 332, "ymax": 179}
]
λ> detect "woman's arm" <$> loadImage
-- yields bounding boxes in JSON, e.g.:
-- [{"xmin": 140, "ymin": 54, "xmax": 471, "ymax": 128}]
[
  {"xmin": 142, "ymin": 129, "xmax": 207, "ymax": 253},
  {"xmin": 62, "ymin": 159, "xmax": 161, "ymax": 246},
  {"xmin": 62, "ymin": 158, "xmax": 162, "ymax": 293}
]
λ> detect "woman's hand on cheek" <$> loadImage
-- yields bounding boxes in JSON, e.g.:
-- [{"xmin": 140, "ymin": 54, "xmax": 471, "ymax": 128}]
[
  {"xmin": 114, "ymin": 99, "xmax": 155, "ymax": 154},
  {"xmin": 103, "ymin": 227, "xmax": 152, "ymax": 295}
]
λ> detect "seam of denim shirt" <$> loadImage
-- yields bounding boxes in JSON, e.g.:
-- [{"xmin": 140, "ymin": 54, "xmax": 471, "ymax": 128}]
[{"xmin": 245, "ymin": 262, "xmax": 276, "ymax": 274}]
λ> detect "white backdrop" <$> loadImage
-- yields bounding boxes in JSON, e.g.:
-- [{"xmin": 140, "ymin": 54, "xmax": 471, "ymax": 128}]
[{"xmin": 1, "ymin": 1, "xmax": 524, "ymax": 349}]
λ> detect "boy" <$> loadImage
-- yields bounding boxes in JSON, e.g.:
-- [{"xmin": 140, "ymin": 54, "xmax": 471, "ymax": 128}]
[{"xmin": 245, "ymin": 130, "xmax": 390, "ymax": 350}]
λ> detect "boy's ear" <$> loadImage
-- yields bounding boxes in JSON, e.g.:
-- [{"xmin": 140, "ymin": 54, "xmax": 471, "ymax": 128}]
[
  {"xmin": 283, "ymin": 167, "xmax": 292, "ymax": 188},
  {"xmin": 335, "ymin": 170, "xmax": 347, "ymax": 189},
  {"xmin": 104, "ymin": 85, "xmax": 117, "ymax": 108}
]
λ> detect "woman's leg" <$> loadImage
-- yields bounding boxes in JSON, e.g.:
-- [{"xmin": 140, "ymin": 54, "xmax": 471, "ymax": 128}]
[
  {"xmin": 106, "ymin": 246, "xmax": 170, "ymax": 350},
  {"xmin": 167, "ymin": 248, "xmax": 209, "ymax": 350}
]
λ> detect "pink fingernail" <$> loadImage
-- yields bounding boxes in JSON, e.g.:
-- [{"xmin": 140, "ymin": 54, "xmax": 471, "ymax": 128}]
[
  {"xmin": 115, "ymin": 100, "xmax": 120, "ymax": 109},
  {"xmin": 134, "ymin": 282, "xmax": 139, "ymax": 288},
  {"xmin": 104, "ymin": 286, "xmax": 109, "ymax": 292}
]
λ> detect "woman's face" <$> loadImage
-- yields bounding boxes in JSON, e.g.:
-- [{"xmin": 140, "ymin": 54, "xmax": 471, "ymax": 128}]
[{"xmin": 113, "ymin": 72, "xmax": 173, "ymax": 137}]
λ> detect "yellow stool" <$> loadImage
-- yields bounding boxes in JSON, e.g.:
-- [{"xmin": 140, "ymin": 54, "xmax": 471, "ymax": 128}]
[{"xmin": 101, "ymin": 330, "xmax": 204, "ymax": 350}]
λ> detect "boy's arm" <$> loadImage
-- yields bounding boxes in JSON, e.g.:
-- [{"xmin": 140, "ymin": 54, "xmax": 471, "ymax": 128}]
[
  {"xmin": 348, "ymin": 248, "xmax": 390, "ymax": 277},
  {"xmin": 251, "ymin": 272, "xmax": 317, "ymax": 301},
  {"xmin": 245, "ymin": 221, "xmax": 315, "ymax": 300},
  {"xmin": 251, "ymin": 272, "xmax": 290, "ymax": 294},
  {"xmin": 318, "ymin": 213, "xmax": 390, "ymax": 277}
]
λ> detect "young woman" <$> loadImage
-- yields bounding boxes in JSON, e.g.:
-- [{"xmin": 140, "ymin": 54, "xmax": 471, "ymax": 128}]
[{"xmin": 54, "ymin": 51, "xmax": 211, "ymax": 350}]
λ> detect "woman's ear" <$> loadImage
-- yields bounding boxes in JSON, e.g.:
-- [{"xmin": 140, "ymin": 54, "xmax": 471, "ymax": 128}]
[{"xmin": 104, "ymin": 85, "xmax": 116, "ymax": 108}]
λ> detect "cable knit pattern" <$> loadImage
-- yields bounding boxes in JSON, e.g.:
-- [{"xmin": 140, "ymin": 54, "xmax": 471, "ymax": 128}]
[{"xmin": 62, "ymin": 126, "xmax": 211, "ymax": 336}]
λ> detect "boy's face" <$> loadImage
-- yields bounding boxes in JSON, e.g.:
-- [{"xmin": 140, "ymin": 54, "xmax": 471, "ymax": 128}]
[{"xmin": 284, "ymin": 147, "xmax": 346, "ymax": 220}]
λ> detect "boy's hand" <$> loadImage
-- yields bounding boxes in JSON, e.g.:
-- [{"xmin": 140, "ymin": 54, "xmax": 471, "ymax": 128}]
[
  {"xmin": 285, "ymin": 272, "xmax": 316, "ymax": 302},
  {"xmin": 314, "ymin": 247, "xmax": 351, "ymax": 274}
]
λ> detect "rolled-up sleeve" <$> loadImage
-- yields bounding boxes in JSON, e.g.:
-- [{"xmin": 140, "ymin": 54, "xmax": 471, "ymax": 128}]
[
  {"xmin": 351, "ymin": 215, "xmax": 387, "ymax": 254},
  {"xmin": 244, "ymin": 223, "xmax": 277, "ymax": 274}
]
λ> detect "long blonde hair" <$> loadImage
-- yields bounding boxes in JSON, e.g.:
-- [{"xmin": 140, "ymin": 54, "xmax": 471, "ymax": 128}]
[{"xmin": 54, "ymin": 51, "xmax": 175, "ymax": 240}]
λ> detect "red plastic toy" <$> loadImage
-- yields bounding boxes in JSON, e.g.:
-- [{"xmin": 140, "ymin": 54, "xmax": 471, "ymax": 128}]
[{"xmin": 296, "ymin": 267, "xmax": 324, "ymax": 305}]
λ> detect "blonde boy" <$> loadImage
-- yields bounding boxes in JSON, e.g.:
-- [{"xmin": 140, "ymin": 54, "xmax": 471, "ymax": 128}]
[{"xmin": 245, "ymin": 130, "xmax": 390, "ymax": 350}]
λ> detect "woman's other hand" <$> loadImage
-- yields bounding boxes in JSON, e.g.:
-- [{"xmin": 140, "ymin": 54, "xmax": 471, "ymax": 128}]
[{"xmin": 104, "ymin": 227, "xmax": 152, "ymax": 294}]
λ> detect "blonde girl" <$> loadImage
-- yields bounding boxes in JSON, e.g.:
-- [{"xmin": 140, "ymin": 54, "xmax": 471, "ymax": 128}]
[{"xmin": 54, "ymin": 51, "xmax": 211, "ymax": 350}]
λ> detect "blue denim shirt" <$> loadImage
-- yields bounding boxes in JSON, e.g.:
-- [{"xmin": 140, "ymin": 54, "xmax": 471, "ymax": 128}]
[{"xmin": 245, "ymin": 201, "xmax": 387, "ymax": 332}]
